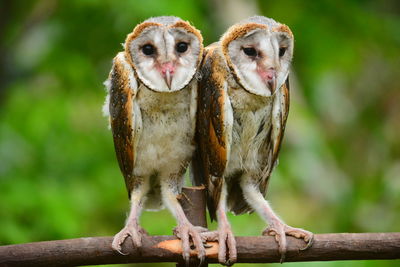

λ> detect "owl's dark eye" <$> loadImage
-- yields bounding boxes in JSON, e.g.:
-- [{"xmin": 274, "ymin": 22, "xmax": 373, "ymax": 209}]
[
  {"xmin": 176, "ymin": 42, "xmax": 188, "ymax": 53},
  {"xmin": 142, "ymin": 44, "xmax": 155, "ymax": 55},
  {"xmin": 243, "ymin": 47, "xmax": 257, "ymax": 57},
  {"xmin": 279, "ymin": 47, "xmax": 287, "ymax": 57}
]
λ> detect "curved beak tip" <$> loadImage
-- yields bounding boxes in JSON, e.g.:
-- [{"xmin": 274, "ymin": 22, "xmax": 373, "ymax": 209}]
[
  {"xmin": 267, "ymin": 78, "xmax": 276, "ymax": 94},
  {"xmin": 164, "ymin": 70, "xmax": 172, "ymax": 90}
]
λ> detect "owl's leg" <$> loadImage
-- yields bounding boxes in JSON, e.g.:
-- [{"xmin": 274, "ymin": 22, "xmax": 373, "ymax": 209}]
[
  {"xmin": 241, "ymin": 177, "xmax": 313, "ymax": 263},
  {"xmin": 112, "ymin": 177, "xmax": 149, "ymax": 255},
  {"xmin": 212, "ymin": 181, "xmax": 237, "ymax": 266},
  {"xmin": 160, "ymin": 176, "xmax": 207, "ymax": 265}
]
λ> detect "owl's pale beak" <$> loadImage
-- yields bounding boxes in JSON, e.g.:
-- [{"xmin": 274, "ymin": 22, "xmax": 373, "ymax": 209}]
[
  {"xmin": 160, "ymin": 62, "xmax": 175, "ymax": 90},
  {"xmin": 257, "ymin": 67, "xmax": 276, "ymax": 94},
  {"xmin": 164, "ymin": 70, "xmax": 172, "ymax": 89},
  {"xmin": 267, "ymin": 77, "xmax": 276, "ymax": 93}
]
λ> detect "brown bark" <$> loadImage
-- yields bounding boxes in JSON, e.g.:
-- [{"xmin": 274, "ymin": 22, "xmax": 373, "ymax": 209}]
[
  {"xmin": 176, "ymin": 186, "xmax": 208, "ymax": 266},
  {"xmin": 1, "ymin": 233, "xmax": 399, "ymax": 266},
  {"xmin": 178, "ymin": 186, "xmax": 208, "ymax": 229}
]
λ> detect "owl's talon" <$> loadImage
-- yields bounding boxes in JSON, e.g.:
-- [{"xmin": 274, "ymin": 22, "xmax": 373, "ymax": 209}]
[
  {"xmin": 174, "ymin": 223, "xmax": 206, "ymax": 265},
  {"xmin": 113, "ymin": 241, "xmax": 128, "ymax": 255},
  {"xmin": 203, "ymin": 243, "xmax": 213, "ymax": 249},
  {"xmin": 211, "ymin": 226, "xmax": 236, "ymax": 266},
  {"xmin": 112, "ymin": 224, "xmax": 145, "ymax": 255},
  {"xmin": 280, "ymin": 254, "xmax": 286, "ymax": 264},
  {"xmin": 115, "ymin": 247, "xmax": 130, "ymax": 256},
  {"xmin": 200, "ymin": 230, "xmax": 218, "ymax": 242},
  {"xmin": 300, "ymin": 234, "xmax": 314, "ymax": 251},
  {"xmin": 262, "ymin": 220, "xmax": 313, "ymax": 262}
]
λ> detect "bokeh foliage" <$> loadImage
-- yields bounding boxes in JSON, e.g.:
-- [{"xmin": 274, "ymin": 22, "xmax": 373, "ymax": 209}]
[{"xmin": 0, "ymin": 0, "xmax": 399, "ymax": 266}]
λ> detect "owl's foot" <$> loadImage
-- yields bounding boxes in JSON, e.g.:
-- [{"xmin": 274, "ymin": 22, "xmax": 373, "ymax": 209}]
[
  {"xmin": 201, "ymin": 226, "xmax": 237, "ymax": 266},
  {"xmin": 262, "ymin": 219, "xmax": 313, "ymax": 263},
  {"xmin": 173, "ymin": 224, "xmax": 208, "ymax": 265},
  {"xmin": 112, "ymin": 224, "xmax": 147, "ymax": 255}
]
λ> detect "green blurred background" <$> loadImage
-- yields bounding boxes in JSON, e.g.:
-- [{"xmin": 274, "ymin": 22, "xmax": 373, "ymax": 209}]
[{"xmin": 0, "ymin": 0, "xmax": 399, "ymax": 266}]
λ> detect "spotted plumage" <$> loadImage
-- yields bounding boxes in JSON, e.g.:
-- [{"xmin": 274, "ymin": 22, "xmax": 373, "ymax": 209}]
[
  {"xmin": 194, "ymin": 16, "xmax": 313, "ymax": 265},
  {"xmin": 103, "ymin": 16, "xmax": 206, "ymax": 264}
]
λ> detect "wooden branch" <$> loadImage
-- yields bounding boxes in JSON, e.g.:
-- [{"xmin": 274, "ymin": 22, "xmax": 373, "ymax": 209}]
[
  {"xmin": 1, "ymin": 233, "xmax": 399, "ymax": 266},
  {"xmin": 176, "ymin": 186, "xmax": 208, "ymax": 267},
  {"xmin": 177, "ymin": 186, "xmax": 208, "ymax": 267},
  {"xmin": 178, "ymin": 186, "xmax": 208, "ymax": 229}
]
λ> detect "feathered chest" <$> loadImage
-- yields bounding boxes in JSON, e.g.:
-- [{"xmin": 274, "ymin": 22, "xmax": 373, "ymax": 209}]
[
  {"xmin": 137, "ymin": 83, "xmax": 192, "ymax": 115},
  {"xmin": 133, "ymin": 83, "xmax": 196, "ymax": 176},
  {"xmin": 228, "ymin": 86, "xmax": 271, "ymax": 111},
  {"xmin": 226, "ymin": 86, "xmax": 273, "ymax": 175}
]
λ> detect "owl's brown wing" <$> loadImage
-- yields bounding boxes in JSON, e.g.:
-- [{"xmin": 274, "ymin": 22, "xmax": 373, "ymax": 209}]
[
  {"xmin": 108, "ymin": 52, "xmax": 139, "ymax": 198},
  {"xmin": 193, "ymin": 44, "xmax": 232, "ymax": 220},
  {"xmin": 259, "ymin": 78, "xmax": 290, "ymax": 194}
]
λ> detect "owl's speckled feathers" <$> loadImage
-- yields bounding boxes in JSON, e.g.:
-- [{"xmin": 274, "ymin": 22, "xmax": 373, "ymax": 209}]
[
  {"xmin": 104, "ymin": 16, "xmax": 207, "ymax": 264},
  {"xmin": 195, "ymin": 15, "xmax": 291, "ymax": 219},
  {"xmin": 194, "ymin": 16, "xmax": 312, "ymax": 265}
]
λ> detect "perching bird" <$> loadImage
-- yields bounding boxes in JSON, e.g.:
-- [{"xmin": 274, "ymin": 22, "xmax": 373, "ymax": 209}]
[
  {"xmin": 194, "ymin": 16, "xmax": 313, "ymax": 265},
  {"xmin": 103, "ymin": 16, "xmax": 206, "ymax": 263}
]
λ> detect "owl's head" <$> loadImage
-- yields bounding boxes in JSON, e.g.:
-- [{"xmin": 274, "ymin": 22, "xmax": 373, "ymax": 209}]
[
  {"xmin": 221, "ymin": 16, "xmax": 294, "ymax": 97},
  {"xmin": 125, "ymin": 16, "xmax": 203, "ymax": 92}
]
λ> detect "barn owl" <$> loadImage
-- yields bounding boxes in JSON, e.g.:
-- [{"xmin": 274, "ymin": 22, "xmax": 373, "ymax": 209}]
[
  {"xmin": 194, "ymin": 16, "xmax": 313, "ymax": 265},
  {"xmin": 103, "ymin": 16, "xmax": 206, "ymax": 264}
]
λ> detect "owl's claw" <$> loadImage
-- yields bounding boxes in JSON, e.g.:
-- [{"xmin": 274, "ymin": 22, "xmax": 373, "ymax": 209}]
[
  {"xmin": 112, "ymin": 224, "xmax": 147, "ymax": 255},
  {"xmin": 200, "ymin": 228, "xmax": 236, "ymax": 266},
  {"xmin": 218, "ymin": 226, "xmax": 237, "ymax": 266},
  {"xmin": 174, "ymin": 224, "xmax": 208, "ymax": 265},
  {"xmin": 200, "ymin": 230, "xmax": 218, "ymax": 242},
  {"xmin": 299, "ymin": 232, "xmax": 314, "ymax": 251},
  {"xmin": 262, "ymin": 220, "xmax": 313, "ymax": 263}
]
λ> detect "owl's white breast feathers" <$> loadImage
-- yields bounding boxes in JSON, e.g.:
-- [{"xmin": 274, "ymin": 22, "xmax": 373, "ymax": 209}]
[
  {"xmin": 225, "ymin": 86, "xmax": 273, "ymax": 177},
  {"xmin": 133, "ymin": 81, "xmax": 196, "ymax": 179},
  {"xmin": 103, "ymin": 51, "xmax": 197, "ymax": 198}
]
